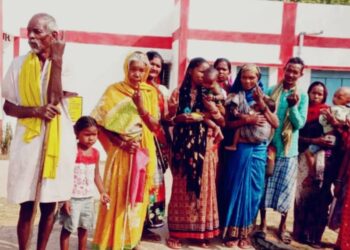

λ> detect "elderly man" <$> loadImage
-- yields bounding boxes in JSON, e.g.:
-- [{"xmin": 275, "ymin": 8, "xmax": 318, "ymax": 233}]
[{"xmin": 2, "ymin": 13, "xmax": 76, "ymax": 250}]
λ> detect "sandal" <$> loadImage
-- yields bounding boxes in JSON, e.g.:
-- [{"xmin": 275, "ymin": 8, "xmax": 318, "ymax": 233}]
[
  {"xmin": 279, "ymin": 231, "xmax": 292, "ymax": 245},
  {"xmin": 166, "ymin": 238, "xmax": 182, "ymax": 249},
  {"xmin": 238, "ymin": 238, "xmax": 252, "ymax": 249}
]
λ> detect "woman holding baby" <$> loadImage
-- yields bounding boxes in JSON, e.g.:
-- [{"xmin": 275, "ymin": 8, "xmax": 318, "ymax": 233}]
[{"xmin": 218, "ymin": 64, "xmax": 278, "ymax": 249}]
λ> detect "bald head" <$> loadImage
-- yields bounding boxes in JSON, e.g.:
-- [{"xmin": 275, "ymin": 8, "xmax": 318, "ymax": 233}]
[{"xmin": 333, "ymin": 87, "xmax": 350, "ymax": 105}]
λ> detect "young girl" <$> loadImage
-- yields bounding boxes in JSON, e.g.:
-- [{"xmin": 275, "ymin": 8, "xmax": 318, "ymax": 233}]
[{"xmin": 60, "ymin": 116, "xmax": 110, "ymax": 250}]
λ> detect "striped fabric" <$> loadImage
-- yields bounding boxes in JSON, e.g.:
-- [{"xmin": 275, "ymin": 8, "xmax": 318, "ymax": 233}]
[{"xmin": 264, "ymin": 156, "xmax": 298, "ymax": 213}]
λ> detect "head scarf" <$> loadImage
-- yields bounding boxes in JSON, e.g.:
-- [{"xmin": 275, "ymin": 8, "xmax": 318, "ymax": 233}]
[{"xmin": 124, "ymin": 51, "xmax": 150, "ymax": 85}]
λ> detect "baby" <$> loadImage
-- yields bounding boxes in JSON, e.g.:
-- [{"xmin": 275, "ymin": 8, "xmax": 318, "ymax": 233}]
[
  {"xmin": 202, "ymin": 66, "xmax": 226, "ymax": 103},
  {"xmin": 305, "ymin": 87, "xmax": 350, "ymax": 167},
  {"xmin": 225, "ymin": 94, "xmax": 276, "ymax": 151},
  {"xmin": 201, "ymin": 66, "xmax": 225, "ymax": 143}
]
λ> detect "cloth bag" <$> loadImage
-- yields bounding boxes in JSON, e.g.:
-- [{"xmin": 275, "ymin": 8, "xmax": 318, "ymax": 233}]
[{"xmin": 129, "ymin": 148, "xmax": 149, "ymax": 207}]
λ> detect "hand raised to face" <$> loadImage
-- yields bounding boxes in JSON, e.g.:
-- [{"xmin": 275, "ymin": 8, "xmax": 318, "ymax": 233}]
[
  {"xmin": 132, "ymin": 84, "xmax": 145, "ymax": 112},
  {"xmin": 50, "ymin": 30, "xmax": 65, "ymax": 60},
  {"xmin": 287, "ymin": 91, "xmax": 299, "ymax": 107}
]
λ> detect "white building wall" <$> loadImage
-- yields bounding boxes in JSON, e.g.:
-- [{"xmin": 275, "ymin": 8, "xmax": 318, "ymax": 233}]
[
  {"xmin": 188, "ymin": 0, "xmax": 283, "ymax": 34},
  {"xmin": 298, "ymin": 47, "xmax": 350, "ymax": 68},
  {"xmin": 295, "ymin": 3, "xmax": 350, "ymax": 68},
  {"xmin": 3, "ymin": 0, "xmax": 174, "ymax": 36},
  {"xmin": 187, "ymin": 40, "xmax": 281, "ymax": 65},
  {"xmin": 296, "ymin": 3, "xmax": 350, "ymax": 38}
]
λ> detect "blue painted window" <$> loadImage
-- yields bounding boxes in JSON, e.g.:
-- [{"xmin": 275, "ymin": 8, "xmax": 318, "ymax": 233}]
[
  {"xmin": 311, "ymin": 70, "xmax": 350, "ymax": 104},
  {"xmin": 260, "ymin": 67, "xmax": 269, "ymax": 91}
]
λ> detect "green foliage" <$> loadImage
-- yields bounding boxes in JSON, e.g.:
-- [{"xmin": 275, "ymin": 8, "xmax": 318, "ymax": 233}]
[{"xmin": 1, "ymin": 123, "xmax": 13, "ymax": 155}]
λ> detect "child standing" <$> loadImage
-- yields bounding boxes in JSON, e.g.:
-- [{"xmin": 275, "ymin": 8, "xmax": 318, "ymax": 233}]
[{"xmin": 60, "ymin": 116, "xmax": 110, "ymax": 250}]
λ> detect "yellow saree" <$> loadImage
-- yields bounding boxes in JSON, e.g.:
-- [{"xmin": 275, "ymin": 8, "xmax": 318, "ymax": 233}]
[{"xmin": 91, "ymin": 53, "xmax": 159, "ymax": 250}]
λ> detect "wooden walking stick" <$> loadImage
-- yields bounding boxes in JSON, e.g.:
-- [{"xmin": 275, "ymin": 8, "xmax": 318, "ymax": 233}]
[{"xmin": 25, "ymin": 31, "xmax": 65, "ymax": 250}]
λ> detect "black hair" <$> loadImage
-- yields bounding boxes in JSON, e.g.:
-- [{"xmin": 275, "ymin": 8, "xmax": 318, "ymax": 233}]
[
  {"xmin": 285, "ymin": 57, "xmax": 305, "ymax": 71},
  {"xmin": 307, "ymin": 81, "xmax": 328, "ymax": 104},
  {"xmin": 146, "ymin": 50, "xmax": 164, "ymax": 83},
  {"xmin": 178, "ymin": 57, "xmax": 208, "ymax": 115},
  {"xmin": 214, "ymin": 58, "xmax": 231, "ymax": 73},
  {"xmin": 74, "ymin": 116, "xmax": 98, "ymax": 136}
]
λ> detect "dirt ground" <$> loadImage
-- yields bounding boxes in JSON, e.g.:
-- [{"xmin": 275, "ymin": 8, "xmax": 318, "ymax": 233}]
[{"xmin": 0, "ymin": 160, "xmax": 338, "ymax": 250}]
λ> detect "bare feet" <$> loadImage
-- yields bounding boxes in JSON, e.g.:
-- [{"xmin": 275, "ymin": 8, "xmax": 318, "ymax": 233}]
[
  {"xmin": 199, "ymin": 239, "xmax": 210, "ymax": 248},
  {"xmin": 224, "ymin": 238, "xmax": 239, "ymax": 248},
  {"xmin": 278, "ymin": 231, "xmax": 292, "ymax": 245},
  {"xmin": 238, "ymin": 238, "xmax": 252, "ymax": 249},
  {"xmin": 257, "ymin": 223, "xmax": 267, "ymax": 239},
  {"xmin": 166, "ymin": 238, "xmax": 182, "ymax": 249}
]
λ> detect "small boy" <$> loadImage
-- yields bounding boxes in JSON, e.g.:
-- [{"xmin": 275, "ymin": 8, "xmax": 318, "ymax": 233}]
[
  {"xmin": 225, "ymin": 95, "xmax": 276, "ymax": 151},
  {"xmin": 304, "ymin": 87, "xmax": 350, "ymax": 168}
]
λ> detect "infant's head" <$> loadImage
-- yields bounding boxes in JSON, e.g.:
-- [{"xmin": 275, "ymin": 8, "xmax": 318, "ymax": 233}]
[
  {"xmin": 333, "ymin": 87, "xmax": 350, "ymax": 106},
  {"xmin": 252, "ymin": 96, "xmax": 276, "ymax": 113},
  {"xmin": 202, "ymin": 66, "xmax": 218, "ymax": 89}
]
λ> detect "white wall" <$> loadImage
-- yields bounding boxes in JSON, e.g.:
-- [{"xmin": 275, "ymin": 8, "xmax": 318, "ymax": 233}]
[
  {"xmin": 295, "ymin": 3, "xmax": 350, "ymax": 68},
  {"xmin": 187, "ymin": 40, "xmax": 281, "ymax": 65},
  {"xmin": 189, "ymin": 0, "xmax": 283, "ymax": 34},
  {"xmin": 3, "ymin": 0, "xmax": 174, "ymax": 36},
  {"xmin": 296, "ymin": 3, "xmax": 350, "ymax": 38},
  {"xmin": 298, "ymin": 47, "xmax": 350, "ymax": 68}
]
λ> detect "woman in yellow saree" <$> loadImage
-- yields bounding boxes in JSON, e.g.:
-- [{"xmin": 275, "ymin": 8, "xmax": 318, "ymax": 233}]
[{"xmin": 91, "ymin": 51, "xmax": 160, "ymax": 250}]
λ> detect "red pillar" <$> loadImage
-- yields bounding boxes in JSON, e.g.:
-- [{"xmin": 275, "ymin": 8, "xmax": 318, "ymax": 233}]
[
  {"xmin": 177, "ymin": 0, "xmax": 189, "ymax": 85},
  {"xmin": 278, "ymin": 2, "xmax": 298, "ymax": 81}
]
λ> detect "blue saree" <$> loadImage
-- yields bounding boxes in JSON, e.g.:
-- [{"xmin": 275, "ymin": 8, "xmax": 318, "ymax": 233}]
[{"xmin": 219, "ymin": 142, "xmax": 267, "ymax": 239}]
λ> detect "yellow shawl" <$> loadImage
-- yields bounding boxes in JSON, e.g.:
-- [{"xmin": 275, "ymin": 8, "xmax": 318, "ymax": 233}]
[
  {"xmin": 19, "ymin": 53, "xmax": 61, "ymax": 179},
  {"xmin": 91, "ymin": 51, "xmax": 159, "ymax": 185}
]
